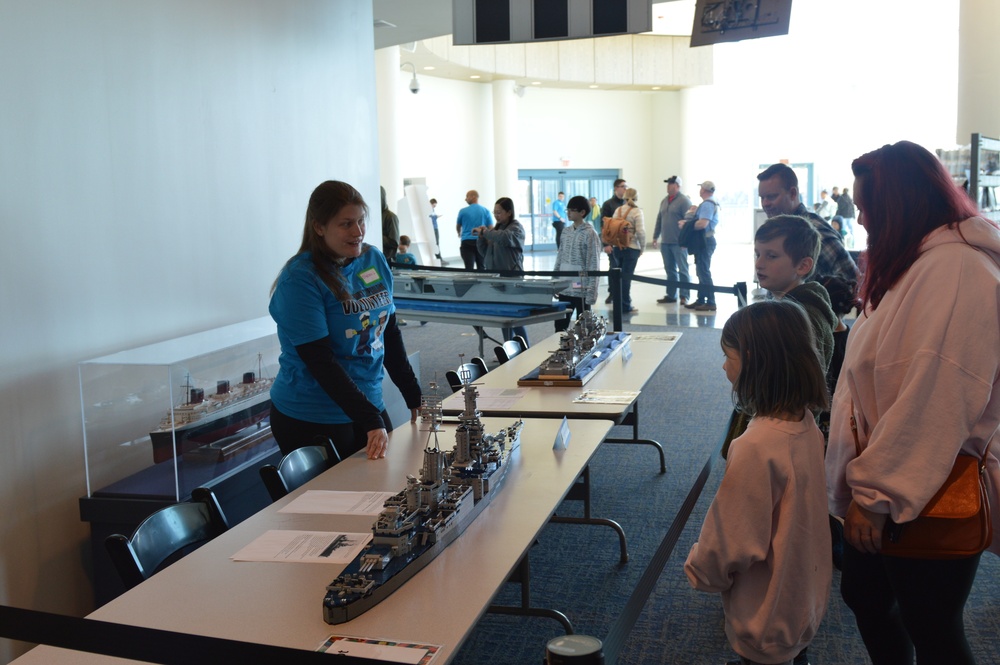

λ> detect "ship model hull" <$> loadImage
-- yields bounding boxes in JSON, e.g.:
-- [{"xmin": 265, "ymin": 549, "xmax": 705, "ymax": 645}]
[
  {"xmin": 322, "ymin": 474, "xmax": 503, "ymax": 625},
  {"xmin": 538, "ymin": 311, "xmax": 609, "ymax": 380},
  {"xmin": 149, "ymin": 371, "xmax": 273, "ymax": 464},
  {"xmin": 323, "ymin": 378, "xmax": 522, "ymax": 624},
  {"xmin": 149, "ymin": 395, "xmax": 271, "ymax": 463}
]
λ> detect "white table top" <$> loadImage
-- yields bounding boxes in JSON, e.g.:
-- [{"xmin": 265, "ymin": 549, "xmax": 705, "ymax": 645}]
[
  {"xmin": 12, "ymin": 416, "xmax": 614, "ymax": 664},
  {"xmin": 441, "ymin": 331, "xmax": 680, "ymax": 421}
]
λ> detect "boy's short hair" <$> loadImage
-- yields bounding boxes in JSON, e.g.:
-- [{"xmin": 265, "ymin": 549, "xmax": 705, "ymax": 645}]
[
  {"xmin": 398, "ymin": 234, "xmax": 411, "ymax": 247},
  {"xmin": 429, "ymin": 198, "xmax": 437, "ymax": 205},
  {"xmin": 755, "ymin": 215, "xmax": 821, "ymax": 274},
  {"xmin": 566, "ymin": 195, "xmax": 590, "ymax": 216}
]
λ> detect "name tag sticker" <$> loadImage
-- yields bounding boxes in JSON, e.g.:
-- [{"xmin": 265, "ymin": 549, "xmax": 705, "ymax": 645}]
[
  {"xmin": 553, "ymin": 417, "xmax": 571, "ymax": 450},
  {"xmin": 359, "ymin": 268, "xmax": 380, "ymax": 286}
]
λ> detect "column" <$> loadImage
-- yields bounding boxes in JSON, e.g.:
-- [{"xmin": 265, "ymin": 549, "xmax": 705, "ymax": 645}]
[
  {"xmin": 957, "ymin": 0, "xmax": 1000, "ymax": 142},
  {"xmin": 492, "ymin": 79, "xmax": 520, "ymax": 201}
]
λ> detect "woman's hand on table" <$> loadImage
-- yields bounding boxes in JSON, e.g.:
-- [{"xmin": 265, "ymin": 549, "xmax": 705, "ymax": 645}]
[{"xmin": 366, "ymin": 428, "xmax": 389, "ymax": 459}]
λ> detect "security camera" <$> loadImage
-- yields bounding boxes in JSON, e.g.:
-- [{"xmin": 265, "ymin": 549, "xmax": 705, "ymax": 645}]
[{"xmin": 408, "ymin": 77, "xmax": 420, "ymax": 94}]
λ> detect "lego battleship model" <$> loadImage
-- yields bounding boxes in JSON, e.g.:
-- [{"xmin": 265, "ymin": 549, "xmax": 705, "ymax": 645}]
[
  {"xmin": 148, "ymin": 355, "xmax": 273, "ymax": 464},
  {"xmin": 394, "ymin": 269, "xmax": 572, "ymax": 306},
  {"xmin": 322, "ymin": 372, "xmax": 523, "ymax": 625},
  {"xmin": 538, "ymin": 310, "xmax": 609, "ymax": 380}
]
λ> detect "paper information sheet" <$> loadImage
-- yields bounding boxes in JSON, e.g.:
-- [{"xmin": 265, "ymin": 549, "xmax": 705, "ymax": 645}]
[
  {"xmin": 572, "ymin": 389, "xmax": 640, "ymax": 405},
  {"xmin": 231, "ymin": 530, "xmax": 371, "ymax": 564},
  {"xmin": 278, "ymin": 490, "xmax": 395, "ymax": 516},
  {"xmin": 318, "ymin": 635, "xmax": 441, "ymax": 663}
]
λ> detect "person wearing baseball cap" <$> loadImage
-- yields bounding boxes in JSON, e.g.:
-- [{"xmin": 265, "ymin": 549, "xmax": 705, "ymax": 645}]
[
  {"xmin": 651, "ymin": 176, "xmax": 692, "ymax": 304},
  {"xmin": 682, "ymin": 180, "xmax": 720, "ymax": 312}
]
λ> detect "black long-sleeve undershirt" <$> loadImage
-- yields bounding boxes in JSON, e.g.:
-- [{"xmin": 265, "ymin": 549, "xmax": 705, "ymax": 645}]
[{"xmin": 294, "ymin": 313, "xmax": 421, "ymax": 433}]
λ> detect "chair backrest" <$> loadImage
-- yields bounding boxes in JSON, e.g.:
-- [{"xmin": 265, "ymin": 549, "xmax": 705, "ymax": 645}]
[
  {"xmin": 445, "ymin": 357, "xmax": 488, "ymax": 393},
  {"xmin": 105, "ymin": 487, "xmax": 229, "ymax": 590},
  {"xmin": 259, "ymin": 441, "xmax": 337, "ymax": 502},
  {"xmin": 495, "ymin": 338, "xmax": 527, "ymax": 365}
]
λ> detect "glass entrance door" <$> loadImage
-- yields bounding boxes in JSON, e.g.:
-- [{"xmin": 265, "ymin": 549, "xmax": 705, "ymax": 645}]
[{"xmin": 518, "ymin": 168, "xmax": 619, "ymax": 251}]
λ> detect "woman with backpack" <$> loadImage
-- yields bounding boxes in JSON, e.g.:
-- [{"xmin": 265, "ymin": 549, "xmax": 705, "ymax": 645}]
[{"xmin": 608, "ymin": 187, "xmax": 645, "ymax": 314}]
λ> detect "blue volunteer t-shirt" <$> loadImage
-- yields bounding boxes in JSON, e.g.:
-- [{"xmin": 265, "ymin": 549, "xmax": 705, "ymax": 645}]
[{"xmin": 268, "ymin": 247, "xmax": 395, "ymax": 424}]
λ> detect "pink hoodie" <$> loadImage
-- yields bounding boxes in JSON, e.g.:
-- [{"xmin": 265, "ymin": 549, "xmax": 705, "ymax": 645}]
[
  {"xmin": 686, "ymin": 415, "xmax": 832, "ymax": 663},
  {"xmin": 826, "ymin": 216, "xmax": 1000, "ymax": 555}
]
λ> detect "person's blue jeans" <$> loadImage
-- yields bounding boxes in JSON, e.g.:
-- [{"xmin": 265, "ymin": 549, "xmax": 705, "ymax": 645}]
[
  {"xmin": 605, "ymin": 247, "xmax": 619, "ymax": 296},
  {"xmin": 659, "ymin": 243, "xmax": 690, "ymax": 300},
  {"xmin": 612, "ymin": 247, "xmax": 641, "ymax": 311},
  {"xmin": 694, "ymin": 236, "xmax": 716, "ymax": 305}
]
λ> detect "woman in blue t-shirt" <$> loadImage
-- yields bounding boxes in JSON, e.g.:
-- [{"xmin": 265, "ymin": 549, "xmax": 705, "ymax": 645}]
[{"xmin": 268, "ymin": 181, "xmax": 421, "ymax": 459}]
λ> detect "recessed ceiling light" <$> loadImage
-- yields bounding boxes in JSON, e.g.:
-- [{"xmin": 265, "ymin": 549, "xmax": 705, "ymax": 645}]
[
  {"xmin": 531, "ymin": 81, "xmax": 541, "ymax": 85},
  {"xmin": 423, "ymin": 66, "xmax": 435, "ymax": 71},
  {"xmin": 589, "ymin": 85, "xmax": 599, "ymax": 89},
  {"xmin": 470, "ymin": 75, "xmax": 481, "ymax": 79},
  {"xmin": 652, "ymin": 86, "xmax": 661, "ymax": 90}
]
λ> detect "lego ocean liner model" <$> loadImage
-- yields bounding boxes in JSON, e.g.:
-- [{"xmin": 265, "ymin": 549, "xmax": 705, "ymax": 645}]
[
  {"xmin": 538, "ymin": 310, "xmax": 609, "ymax": 380},
  {"xmin": 148, "ymin": 355, "xmax": 273, "ymax": 463},
  {"xmin": 322, "ymin": 372, "xmax": 523, "ymax": 625}
]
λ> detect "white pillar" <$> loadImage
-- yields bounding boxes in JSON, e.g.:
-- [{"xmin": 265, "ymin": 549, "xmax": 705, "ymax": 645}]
[
  {"xmin": 375, "ymin": 46, "xmax": 403, "ymax": 207},
  {"xmin": 957, "ymin": 0, "xmax": 1000, "ymax": 142},
  {"xmin": 492, "ymin": 79, "xmax": 520, "ymax": 202}
]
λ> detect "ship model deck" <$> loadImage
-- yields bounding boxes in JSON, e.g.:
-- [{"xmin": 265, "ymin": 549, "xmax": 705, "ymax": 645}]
[
  {"xmin": 322, "ymin": 374, "xmax": 523, "ymax": 625},
  {"xmin": 148, "ymin": 356, "xmax": 273, "ymax": 464},
  {"xmin": 518, "ymin": 311, "xmax": 630, "ymax": 387},
  {"xmin": 393, "ymin": 269, "xmax": 572, "ymax": 306}
]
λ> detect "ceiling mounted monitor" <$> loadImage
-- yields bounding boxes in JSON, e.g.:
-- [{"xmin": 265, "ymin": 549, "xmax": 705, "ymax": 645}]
[
  {"xmin": 690, "ymin": 0, "xmax": 792, "ymax": 47},
  {"xmin": 453, "ymin": 0, "xmax": 652, "ymax": 46}
]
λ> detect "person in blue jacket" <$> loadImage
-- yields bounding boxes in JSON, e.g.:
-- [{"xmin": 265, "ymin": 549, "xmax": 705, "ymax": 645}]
[{"xmin": 268, "ymin": 181, "xmax": 421, "ymax": 459}]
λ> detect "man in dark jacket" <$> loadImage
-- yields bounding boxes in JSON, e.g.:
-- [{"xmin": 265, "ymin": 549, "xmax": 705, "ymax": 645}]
[
  {"xmin": 381, "ymin": 186, "xmax": 399, "ymax": 261},
  {"xmin": 835, "ymin": 187, "xmax": 856, "ymax": 238},
  {"xmin": 756, "ymin": 164, "xmax": 858, "ymax": 283}
]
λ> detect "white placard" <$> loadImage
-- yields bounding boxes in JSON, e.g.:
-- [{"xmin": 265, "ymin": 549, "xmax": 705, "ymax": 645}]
[
  {"xmin": 621, "ymin": 339, "xmax": 633, "ymax": 363},
  {"xmin": 553, "ymin": 416, "xmax": 571, "ymax": 450}
]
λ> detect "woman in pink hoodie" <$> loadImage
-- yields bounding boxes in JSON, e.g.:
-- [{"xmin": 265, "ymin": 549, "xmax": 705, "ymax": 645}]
[{"xmin": 827, "ymin": 141, "xmax": 1000, "ymax": 664}]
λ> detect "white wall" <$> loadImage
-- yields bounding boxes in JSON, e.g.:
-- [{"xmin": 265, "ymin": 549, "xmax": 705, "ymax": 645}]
[
  {"xmin": 0, "ymin": 1, "xmax": 378, "ymax": 661},
  {"xmin": 382, "ymin": 73, "xmax": 495, "ymax": 259},
  {"xmin": 382, "ymin": 73, "xmax": 686, "ymax": 249}
]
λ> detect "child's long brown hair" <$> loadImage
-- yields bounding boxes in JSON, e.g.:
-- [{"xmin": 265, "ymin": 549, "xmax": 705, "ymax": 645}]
[{"xmin": 721, "ymin": 300, "xmax": 829, "ymax": 417}]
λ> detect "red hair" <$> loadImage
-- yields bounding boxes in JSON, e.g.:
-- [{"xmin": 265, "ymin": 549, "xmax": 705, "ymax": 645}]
[{"xmin": 852, "ymin": 141, "xmax": 978, "ymax": 310}]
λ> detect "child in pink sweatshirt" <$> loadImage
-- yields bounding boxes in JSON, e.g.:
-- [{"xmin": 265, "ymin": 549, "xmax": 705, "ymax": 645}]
[{"xmin": 685, "ymin": 300, "xmax": 832, "ymax": 665}]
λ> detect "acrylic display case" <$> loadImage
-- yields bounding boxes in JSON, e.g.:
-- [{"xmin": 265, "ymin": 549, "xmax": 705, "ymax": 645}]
[
  {"xmin": 78, "ymin": 316, "xmax": 420, "ymax": 604},
  {"xmin": 79, "ymin": 316, "xmax": 282, "ymax": 504}
]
